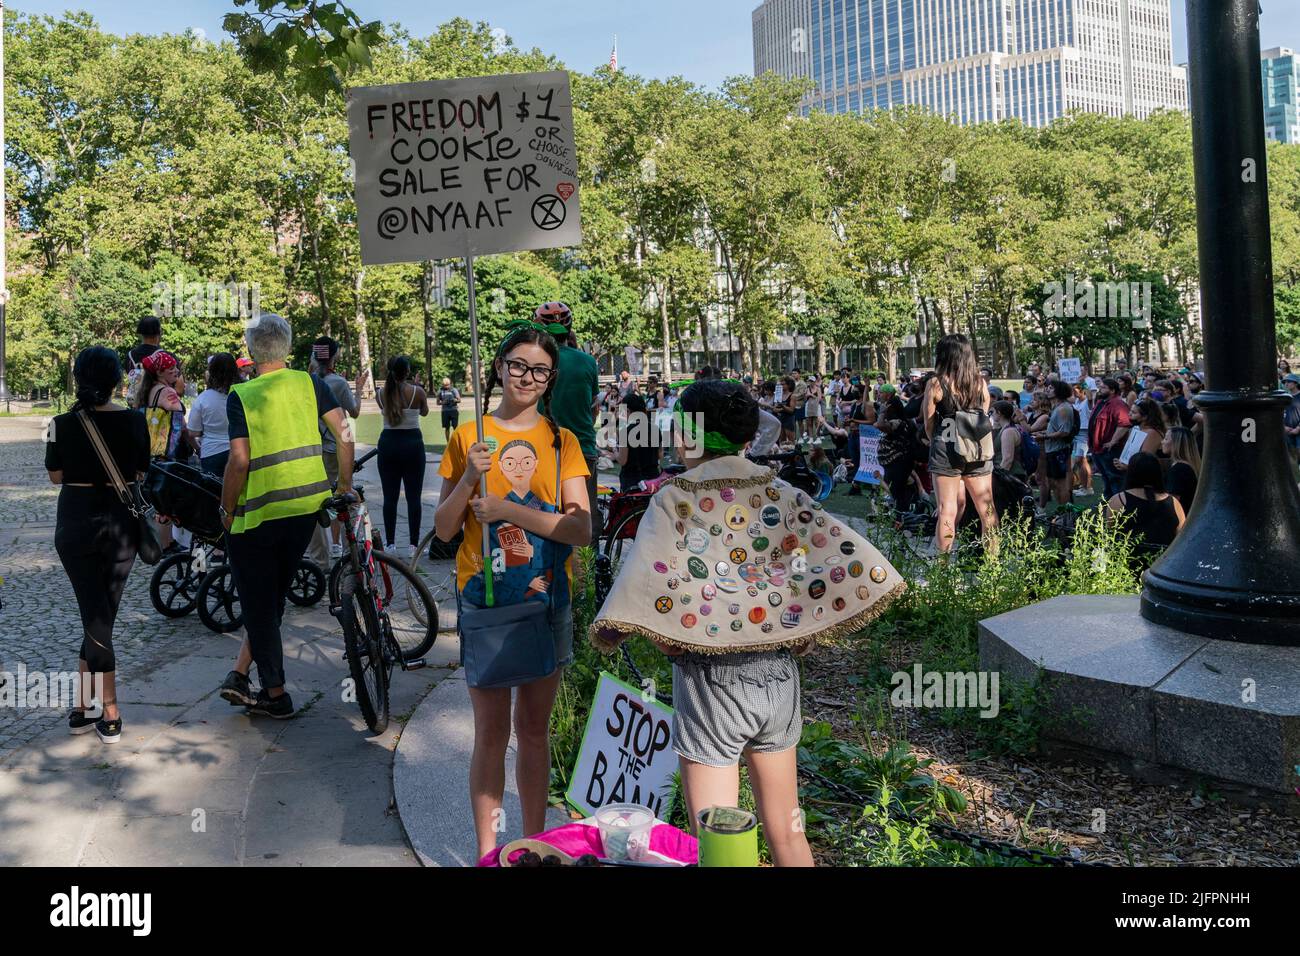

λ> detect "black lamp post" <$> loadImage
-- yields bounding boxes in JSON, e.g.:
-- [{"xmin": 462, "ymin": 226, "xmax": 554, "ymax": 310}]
[{"xmin": 1140, "ymin": 0, "xmax": 1300, "ymax": 645}]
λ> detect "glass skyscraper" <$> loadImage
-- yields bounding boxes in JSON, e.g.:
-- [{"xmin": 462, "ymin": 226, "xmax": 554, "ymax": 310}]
[
  {"xmin": 752, "ymin": 0, "xmax": 1187, "ymax": 126},
  {"xmin": 1262, "ymin": 47, "xmax": 1299, "ymax": 145}
]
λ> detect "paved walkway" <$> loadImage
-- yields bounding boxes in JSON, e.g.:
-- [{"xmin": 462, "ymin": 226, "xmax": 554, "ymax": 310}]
[
  {"xmin": 2, "ymin": 410, "xmax": 865, "ymax": 866},
  {"xmin": 0, "ymin": 415, "xmax": 452, "ymax": 865},
  {"xmin": 392, "ymin": 665, "xmax": 571, "ymax": 866}
]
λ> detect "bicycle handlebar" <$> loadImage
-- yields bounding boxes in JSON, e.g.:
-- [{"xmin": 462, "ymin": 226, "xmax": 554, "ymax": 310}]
[
  {"xmin": 352, "ymin": 448, "xmax": 379, "ymax": 473},
  {"xmin": 326, "ymin": 489, "xmax": 363, "ymax": 510}
]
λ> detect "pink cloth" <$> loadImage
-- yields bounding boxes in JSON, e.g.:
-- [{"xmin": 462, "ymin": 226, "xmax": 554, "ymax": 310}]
[{"xmin": 478, "ymin": 822, "xmax": 698, "ymax": 867}]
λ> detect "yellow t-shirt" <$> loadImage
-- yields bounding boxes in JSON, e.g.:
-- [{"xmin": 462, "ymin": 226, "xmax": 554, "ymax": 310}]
[{"xmin": 438, "ymin": 415, "xmax": 590, "ymax": 608}]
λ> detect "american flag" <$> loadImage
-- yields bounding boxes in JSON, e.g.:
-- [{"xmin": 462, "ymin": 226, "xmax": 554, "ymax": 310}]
[{"xmin": 610, "ymin": 35, "xmax": 618, "ymax": 72}]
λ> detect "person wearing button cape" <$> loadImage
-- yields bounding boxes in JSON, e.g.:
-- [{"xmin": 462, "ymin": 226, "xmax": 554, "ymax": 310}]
[
  {"xmin": 589, "ymin": 379, "xmax": 906, "ymax": 867},
  {"xmin": 590, "ymin": 417, "xmax": 906, "ymax": 658}
]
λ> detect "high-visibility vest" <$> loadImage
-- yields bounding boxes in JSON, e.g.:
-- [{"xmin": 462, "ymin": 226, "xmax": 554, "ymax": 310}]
[{"xmin": 230, "ymin": 369, "xmax": 331, "ymax": 534}]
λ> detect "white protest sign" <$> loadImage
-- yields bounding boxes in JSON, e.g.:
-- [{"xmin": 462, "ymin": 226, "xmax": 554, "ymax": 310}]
[
  {"xmin": 1118, "ymin": 428, "xmax": 1147, "ymax": 465},
  {"xmin": 625, "ymin": 346, "xmax": 643, "ymax": 376},
  {"xmin": 566, "ymin": 672, "xmax": 676, "ymax": 819},
  {"xmin": 1058, "ymin": 358, "xmax": 1082, "ymax": 383},
  {"xmin": 854, "ymin": 425, "xmax": 884, "ymax": 484},
  {"xmin": 347, "ymin": 70, "xmax": 582, "ymax": 265}
]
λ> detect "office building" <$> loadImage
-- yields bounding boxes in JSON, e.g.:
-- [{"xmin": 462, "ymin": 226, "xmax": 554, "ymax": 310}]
[
  {"xmin": 1262, "ymin": 46, "xmax": 1299, "ymax": 145},
  {"xmin": 752, "ymin": 0, "xmax": 1188, "ymax": 126}
]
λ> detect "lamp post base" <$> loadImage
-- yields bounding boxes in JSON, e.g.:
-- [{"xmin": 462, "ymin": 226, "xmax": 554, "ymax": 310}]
[{"xmin": 1138, "ymin": 390, "xmax": 1300, "ymax": 647}]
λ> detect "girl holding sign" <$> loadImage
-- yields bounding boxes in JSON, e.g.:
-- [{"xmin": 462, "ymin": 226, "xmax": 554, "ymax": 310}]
[
  {"xmin": 1112, "ymin": 399, "xmax": 1165, "ymax": 474},
  {"xmin": 591, "ymin": 379, "xmax": 906, "ymax": 866},
  {"xmin": 434, "ymin": 321, "xmax": 591, "ymax": 858}
]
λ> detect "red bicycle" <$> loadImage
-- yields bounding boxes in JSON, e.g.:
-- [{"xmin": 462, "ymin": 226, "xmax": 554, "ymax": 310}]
[{"xmin": 325, "ymin": 458, "xmax": 436, "ymax": 735}]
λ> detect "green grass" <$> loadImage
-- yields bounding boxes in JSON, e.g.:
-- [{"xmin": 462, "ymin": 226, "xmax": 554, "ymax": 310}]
[
  {"xmin": 824, "ymin": 475, "xmax": 1103, "ymax": 523},
  {"xmin": 354, "ymin": 413, "xmax": 450, "ymax": 456}
]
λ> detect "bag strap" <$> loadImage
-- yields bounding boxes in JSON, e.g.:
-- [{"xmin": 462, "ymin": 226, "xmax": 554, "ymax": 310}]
[
  {"xmin": 548, "ymin": 444, "xmax": 562, "ymax": 611},
  {"xmin": 76, "ymin": 409, "xmax": 144, "ymax": 517}
]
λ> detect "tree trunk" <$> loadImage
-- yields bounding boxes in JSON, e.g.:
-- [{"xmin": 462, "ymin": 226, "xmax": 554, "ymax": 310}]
[
  {"xmin": 670, "ymin": 314, "xmax": 687, "ymax": 377},
  {"xmin": 659, "ymin": 286, "xmax": 671, "ymax": 380},
  {"xmin": 310, "ymin": 225, "xmax": 331, "ymax": 338},
  {"xmin": 354, "ymin": 269, "xmax": 373, "ymax": 399},
  {"xmin": 698, "ymin": 309, "xmax": 710, "ymax": 369},
  {"xmin": 1003, "ymin": 313, "xmax": 1020, "ymax": 378},
  {"xmin": 420, "ymin": 261, "xmax": 436, "ymax": 381}
]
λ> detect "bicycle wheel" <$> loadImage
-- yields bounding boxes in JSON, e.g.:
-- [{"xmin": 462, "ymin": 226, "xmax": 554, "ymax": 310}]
[
  {"xmin": 150, "ymin": 551, "xmax": 200, "ymax": 618},
  {"xmin": 370, "ymin": 552, "xmax": 437, "ymax": 660},
  {"xmin": 197, "ymin": 565, "xmax": 243, "ymax": 633},
  {"xmin": 340, "ymin": 592, "xmax": 390, "ymax": 735},
  {"xmin": 599, "ymin": 509, "xmax": 644, "ymax": 568},
  {"xmin": 408, "ymin": 529, "xmax": 460, "ymax": 634},
  {"xmin": 287, "ymin": 559, "xmax": 326, "ymax": 607},
  {"xmin": 333, "ymin": 551, "xmax": 436, "ymax": 662}
]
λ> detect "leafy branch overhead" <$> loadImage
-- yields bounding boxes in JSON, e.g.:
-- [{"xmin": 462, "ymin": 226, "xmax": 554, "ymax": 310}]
[{"xmin": 224, "ymin": 1, "xmax": 382, "ymax": 99}]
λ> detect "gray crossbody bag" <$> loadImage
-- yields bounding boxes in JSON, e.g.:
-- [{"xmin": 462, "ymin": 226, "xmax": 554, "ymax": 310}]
[{"xmin": 458, "ymin": 446, "xmax": 562, "ymax": 688}]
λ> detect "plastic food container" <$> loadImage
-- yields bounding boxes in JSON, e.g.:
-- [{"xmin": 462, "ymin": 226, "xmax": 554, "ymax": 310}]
[{"xmin": 594, "ymin": 804, "xmax": 655, "ymax": 861}]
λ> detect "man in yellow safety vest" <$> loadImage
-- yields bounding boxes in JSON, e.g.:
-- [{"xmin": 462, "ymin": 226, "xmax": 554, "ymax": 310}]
[{"xmin": 217, "ymin": 313, "xmax": 355, "ymax": 718}]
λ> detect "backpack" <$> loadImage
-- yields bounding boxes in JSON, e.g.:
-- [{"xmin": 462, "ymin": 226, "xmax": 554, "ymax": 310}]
[
  {"xmin": 1016, "ymin": 424, "xmax": 1041, "ymax": 474},
  {"xmin": 125, "ymin": 356, "xmax": 145, "ymax": 409},
  {"xmin": 938, "ymin": 381, "xmax": 994, "ymax": 467},
  {"xmin": 1070, "ymin": 405, "xmax": 1083, "ymax": 437}
]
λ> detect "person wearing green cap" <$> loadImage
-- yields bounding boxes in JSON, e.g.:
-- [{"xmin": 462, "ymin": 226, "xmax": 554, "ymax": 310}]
[{"xmin": 536, "ymin": 302, "xmax": 603, "ymax": 539}]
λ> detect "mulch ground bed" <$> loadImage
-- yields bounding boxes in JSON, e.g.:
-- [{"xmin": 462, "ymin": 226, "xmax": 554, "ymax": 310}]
[{"xmin": 800, "ymin": 634, "xmax": 1300, "ymax": 867}]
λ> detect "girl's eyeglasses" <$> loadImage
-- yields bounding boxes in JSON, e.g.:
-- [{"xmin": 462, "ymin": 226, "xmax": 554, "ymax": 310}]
[{"xmin": 502, "ymin": 358, "xmax": 555, "ymax": 384}]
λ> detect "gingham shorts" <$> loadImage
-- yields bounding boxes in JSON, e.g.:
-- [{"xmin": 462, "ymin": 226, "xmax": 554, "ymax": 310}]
[{"xmin": 670, "ymin": 650, "xmax": 801, "ymax": 767}]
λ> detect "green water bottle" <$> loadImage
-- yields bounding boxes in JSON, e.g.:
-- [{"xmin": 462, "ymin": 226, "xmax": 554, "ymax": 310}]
[{"xmin": 696, "ymin": 806, "xmax": 758, "ymax": 867}]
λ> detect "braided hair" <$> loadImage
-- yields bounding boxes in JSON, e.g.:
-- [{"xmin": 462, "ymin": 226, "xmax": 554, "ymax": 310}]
[{"xmin": 482, "ymin": 326, "xmax": 562, "ymax": 450}]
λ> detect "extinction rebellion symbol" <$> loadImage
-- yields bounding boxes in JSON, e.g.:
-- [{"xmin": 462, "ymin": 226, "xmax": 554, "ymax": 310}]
[{"xmin": 531, "ymin": 193, "xmax": 567, "ymax": 231}]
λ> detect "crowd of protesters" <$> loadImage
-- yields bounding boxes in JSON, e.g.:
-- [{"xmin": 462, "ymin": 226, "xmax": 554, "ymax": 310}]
[{"xmin": 591, "ymin": 348, "xmax": 1293, "ymax": 560}]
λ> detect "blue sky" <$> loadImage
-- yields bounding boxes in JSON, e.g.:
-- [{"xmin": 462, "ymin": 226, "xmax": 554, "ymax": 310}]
[{"xmin": 10, "ymin": 1, "xmax": 1300, "ymax": 90}]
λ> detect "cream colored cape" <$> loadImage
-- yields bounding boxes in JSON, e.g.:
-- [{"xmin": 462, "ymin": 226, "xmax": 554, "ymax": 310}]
[{"xmin": 589, "ymin": 457, "xmax": 906, "ymax": 654}]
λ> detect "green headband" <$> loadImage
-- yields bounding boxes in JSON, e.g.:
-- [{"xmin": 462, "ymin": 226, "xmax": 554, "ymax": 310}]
[
  {"xmin": 497, "ymin": 318, "xmax": 569, "ymax": 355},
  {"xmin": 673, "ymin": 405, "xmax": 747, "ymax": 454}
]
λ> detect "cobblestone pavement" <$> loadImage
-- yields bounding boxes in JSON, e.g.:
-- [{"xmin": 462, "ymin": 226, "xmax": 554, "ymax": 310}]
[
  {"xmin": 0, "ymin": 417, "xmax": 222, "ymax": 759},
  {"xmin": 0, "ymin": 416, "xmax": 468, "ymax": 864}
]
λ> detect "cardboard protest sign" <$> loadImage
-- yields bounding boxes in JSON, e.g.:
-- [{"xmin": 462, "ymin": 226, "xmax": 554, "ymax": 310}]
[
  {"xmin": 855, "ymin": 425, "xmax": 884, "ymax": 484},
  {"xmin": 1118, "ymin": 428, "xmax": 1148, "ymax": 465},
  {"xmin": 347, "ymin": 70, "xmax": 582, "ymax": 265},
  {"xmin": 1058, "ymin": 358, "xmax": 1082, "ymax": 383},
  {"xmin": 566, "ymin": 672, "xmax": 676, "ymax": 819}
]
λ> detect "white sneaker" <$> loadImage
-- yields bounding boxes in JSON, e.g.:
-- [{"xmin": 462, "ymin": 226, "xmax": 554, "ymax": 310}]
[
  {"xmin": 403, "ymin": 544, "xmax": 417, "ymax": 559},
  {"xmin": 329, "ymin": 543, "xmax": 343, "ymax": 559}
]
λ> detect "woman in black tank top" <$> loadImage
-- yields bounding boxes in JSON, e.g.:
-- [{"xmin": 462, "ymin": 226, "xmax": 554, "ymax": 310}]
[
  {"xmin": 1105, "ymin": 451, "xmax": 1185, "ymax": 550},
  {"xmin": 922, "ymin": 335, "xmax": 997, "ymax": 554}
]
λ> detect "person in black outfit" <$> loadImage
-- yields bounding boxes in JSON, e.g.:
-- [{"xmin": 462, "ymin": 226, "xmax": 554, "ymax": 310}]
[
  {"xmin": 1105, "ymin": 451, "xmax": 1185, "ymax": 553},
  {"xmin": 876, "ymin": 389, "xmax": 918, "ymax": 512},
  {"xmin": 923, "ymin": 337, "xmax": 997, "ymax": 554},
  {"xmin": 1160, "ymin": 426, "xmax": 1200, "ymax": 514},
  {"xmin": 45, "ymin": 346, "xmax": 150, "ymax": 744},
  {"xmin": 613, "ymin": 393, "xmax": 661, "ymax": 492}
]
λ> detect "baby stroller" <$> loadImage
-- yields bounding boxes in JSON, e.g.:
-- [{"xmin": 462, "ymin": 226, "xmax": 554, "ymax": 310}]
[{"xmin": 144, "ymin": 460, "xmax": 324, "ymax": 633}]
